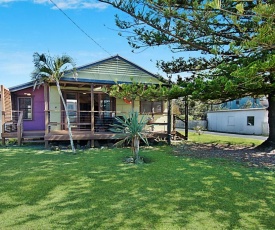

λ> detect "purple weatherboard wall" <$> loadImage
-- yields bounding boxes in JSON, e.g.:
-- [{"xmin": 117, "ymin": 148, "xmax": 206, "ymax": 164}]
[{"xmin": 13, "ymin": 86, "xmax": 45, "ymax": 131}]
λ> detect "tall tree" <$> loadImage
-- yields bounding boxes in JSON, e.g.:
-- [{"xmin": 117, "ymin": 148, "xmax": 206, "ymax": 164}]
[
  {"xmin": 99, "ymin": 0, "xmax": 275, "ymax": 146},
  {"xmin": 31, "ymin": 52, "xmax": 77, "ymax": 153}
]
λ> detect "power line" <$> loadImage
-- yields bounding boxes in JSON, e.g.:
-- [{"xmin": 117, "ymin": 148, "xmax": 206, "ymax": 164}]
[{"xmin": 49, "ymin": 0, "xmax": 112, "ymax": 56}]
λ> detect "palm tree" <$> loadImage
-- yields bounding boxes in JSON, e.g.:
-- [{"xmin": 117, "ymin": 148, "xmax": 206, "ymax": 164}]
[
  {"xmin": 111, "ymin": 111, "xmax": 149, "ymax": 163},
  {"xmin": 31, "ymin": 52, "xmax": 77, "ymax": 153}
]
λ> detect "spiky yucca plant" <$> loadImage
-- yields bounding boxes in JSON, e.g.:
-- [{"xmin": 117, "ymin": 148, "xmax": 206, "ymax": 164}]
[{"xmin": 111, "ymin": 111, "xmax": 149, "ymax": 163}]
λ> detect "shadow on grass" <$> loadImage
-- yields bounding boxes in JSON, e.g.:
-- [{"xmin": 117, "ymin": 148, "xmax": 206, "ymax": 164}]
[{"xmin": 0, "ymin": 146, "xmax": 274, "ymax": 229}]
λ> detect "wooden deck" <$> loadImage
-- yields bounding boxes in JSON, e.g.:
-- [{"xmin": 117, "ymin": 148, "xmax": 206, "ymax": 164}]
[
  {"xmin": 44, "ymin": 130, "xmax": 168, "ymax": 141},
  {"xmin": 44, "ymin": 130, "xmax": 128, "ymax": 141},
  {"xmin": 2, "ymin": 129, "xmax": 176, "ymax": 147},
  {"xmin": 1, "ymin": 132, "xmax": 17, "ymax": 139},
  {"xmin": 2, "ymin": 130, "xmax": 45, "ymax": 138}
]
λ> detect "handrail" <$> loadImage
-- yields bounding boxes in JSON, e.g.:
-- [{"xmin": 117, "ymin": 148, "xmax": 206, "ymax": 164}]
[
  {"xmin": 45, "ymin": 109, "xmax": 169, "ymax": 133},
  {"xmin": 17, "ymin": 111, "xmax": 23, "ymax": 146},
  {"xmin": 44, "ymin": 109, "xmax": 121, "ymax": 113}
]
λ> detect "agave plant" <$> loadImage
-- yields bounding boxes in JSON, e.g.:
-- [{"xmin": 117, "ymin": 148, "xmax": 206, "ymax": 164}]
[{"xmin": 111, "ymin": 111, "xmax": 149, "ymax": 163}]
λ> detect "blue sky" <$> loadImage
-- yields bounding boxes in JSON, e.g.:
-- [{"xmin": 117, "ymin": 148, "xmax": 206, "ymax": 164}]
[{"xmin": 0, "ymin": 0, "xmax": 185, "ymax": 88}]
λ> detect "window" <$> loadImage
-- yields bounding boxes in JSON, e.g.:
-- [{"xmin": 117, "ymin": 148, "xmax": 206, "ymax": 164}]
[
  {"xmin": 247, "ymin": 116, "xmax": 254, "ymax": 126},
  {"xmin": 140, "ymin": 101, "xmax": 163, "ymax": 114},
  {"xmin": 18, "ymin": 97, "xmax": 32, "ymax": 120},
  {"xmin": 236, "ymin": 99, "xmax": 240, "ymax": 105}
]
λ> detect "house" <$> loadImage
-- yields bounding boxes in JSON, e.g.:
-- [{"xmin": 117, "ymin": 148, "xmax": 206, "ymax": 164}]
[
  {"xmin": 207, "ymin": 108, "xmax": 268, "ymax": 135},
  {"xmin": 1, "ymin": 55, "xmax": 173, "ymax": 147}
]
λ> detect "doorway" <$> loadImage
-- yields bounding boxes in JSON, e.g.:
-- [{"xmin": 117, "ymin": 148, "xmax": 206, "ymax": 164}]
[{"xmin": 63, "ymin": 91, "xmax": 115, "ymax": 130}]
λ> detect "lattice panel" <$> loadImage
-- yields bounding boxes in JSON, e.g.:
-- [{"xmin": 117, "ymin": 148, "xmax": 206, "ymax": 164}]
[{"xmin": 4, "ymin": 87, "xmax": 12, "ymax": 122}]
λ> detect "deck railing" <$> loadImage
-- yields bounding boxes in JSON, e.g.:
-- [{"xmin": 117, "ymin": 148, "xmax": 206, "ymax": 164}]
[
  {"xmin": 2, "ymin": 110, "xmax": 22, "ymax": 132},
  {"xmin": 45, "ymin": 110, "xmax": 168, "ymax": 133},
  {"xmin": 47, "ymin": 110, "xmax": 124, "ymax": 133},
  {"xmin": 1, "ymin": 110, "xmax": 24, "ymax": 146}
]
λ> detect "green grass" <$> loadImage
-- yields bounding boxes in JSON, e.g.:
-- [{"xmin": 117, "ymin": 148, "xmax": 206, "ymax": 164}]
[
  {"xmin": 0, "ymin": 145, "xmax": 274, "ymax": 229},
  {"xmin": 186, "ymin": 132, "xmax": 264, "ymax": 146}
]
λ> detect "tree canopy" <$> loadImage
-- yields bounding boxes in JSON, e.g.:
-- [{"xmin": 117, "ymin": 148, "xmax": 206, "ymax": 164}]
[
  {"xmin": 100, "ymin": 0, "xmax": 275, "ymax": 146},
  {"xmin": 99, "ymin": 0, "xmax": 274, "ymax": 99}
]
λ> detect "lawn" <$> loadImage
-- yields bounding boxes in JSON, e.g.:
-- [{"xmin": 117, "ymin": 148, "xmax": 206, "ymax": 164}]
[
  {"xmin": 0, "ymin": 143, "xmax": 274, "ymax": 229},
  {"xmin": 187, "ymin": 132, "xmax": 264, "ymax": 146}
]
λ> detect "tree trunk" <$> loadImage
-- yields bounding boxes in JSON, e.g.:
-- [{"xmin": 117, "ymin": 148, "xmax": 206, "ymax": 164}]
[
  {"xmin": 133, "ymin": 135, "xmax": 140, "ymax": 163},
  {"xmin": 258, "ymin": 93, "xmax": 275, "ymax": 148},
  {"xmin": 266, "ymin": 94, "xmax": 275, "ymax": 144},
  {"xmin": 56, "ymin": 80, "xmax": 76, "ymax": 154}
]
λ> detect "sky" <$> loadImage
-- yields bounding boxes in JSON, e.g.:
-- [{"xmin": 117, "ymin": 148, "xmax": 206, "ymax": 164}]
[{"xmin": 0, "ymin": 0, "xmax": 186, "ymax": 88}]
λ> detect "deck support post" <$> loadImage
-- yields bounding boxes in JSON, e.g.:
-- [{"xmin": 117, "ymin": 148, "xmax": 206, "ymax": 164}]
[
  {"xmin": 44, "ymin": 84, "xmax": 49, "ymax": 148},
  {"xmin": 2, "ymin": 136, "xmax": 5, "ymax": 146},
  {"xmin": 167, "ymin": 98, "xmax": 172, "ymax": 145},
  {"xmin": 90, "ymin": 84, "xmax": 95, "ymax": 148},
  {"xmin": 17, "ymin": 126, "xmax": 22, "ymax": 146},
  {"xmin": 184, "ymin": 96, "xmax": 189, "ymax": 140},
  {"xmin": 167, "ymin": 75, "xmax": 172, "ymax": 145},
  {"xmin": 1, "ymin": 85, "xmax": 5, "ymax": 146}
]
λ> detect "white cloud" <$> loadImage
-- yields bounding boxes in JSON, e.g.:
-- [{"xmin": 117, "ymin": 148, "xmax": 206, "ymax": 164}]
[
  {"xmin": 0, "ymin": 0, "xmax": 108, "ymax": 9},
  {"xmin": 33, "ymin": 0, "xmax": 108, "ymax": 10}
]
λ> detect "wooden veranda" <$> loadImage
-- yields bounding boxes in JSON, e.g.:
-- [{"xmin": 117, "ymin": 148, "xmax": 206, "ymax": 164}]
[{"xmin": 1, "ymin": 106, "xmax": 173, "ymax": 147}]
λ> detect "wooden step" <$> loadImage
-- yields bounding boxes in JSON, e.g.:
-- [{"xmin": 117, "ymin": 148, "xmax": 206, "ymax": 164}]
[
  {"xmin": 23, "ymin": 131, "xmax": 45, "ymax": 138},
  {"xmin": 22, "ymin": 131, "xmax": 45, "ymax": 144},
  {"xmin": 22, "ymin": 139, "xmax": 45, "ymax": 143}
]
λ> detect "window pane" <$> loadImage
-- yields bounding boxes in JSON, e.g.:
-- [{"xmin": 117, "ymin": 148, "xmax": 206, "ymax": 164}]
[
  {"xmin": 140, "ymin": 101, "xmax": 163, "ymax": 113},
  {"xmin": 152, "ymin": 102, "xmax": 162, "ymax": 113},
  {"xmin": 18, "ymin": 98, "xmax": 32, "ymax": 120},
  {"xmin": 247, "ymin": 116, "xmax": 254, "ymax": 126},
  {"xmin": 66, "ymin": 99, "xmax": 77, "ymax": 123},
  {"xmin": 140, "ymin": 101, "xmax": 152, "ymax": 113}
]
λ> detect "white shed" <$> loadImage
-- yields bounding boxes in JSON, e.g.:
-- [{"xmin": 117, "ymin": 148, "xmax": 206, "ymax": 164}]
[{"xmin": 207, "ymin": 108, "xmax": 268, "ymax": 135}]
